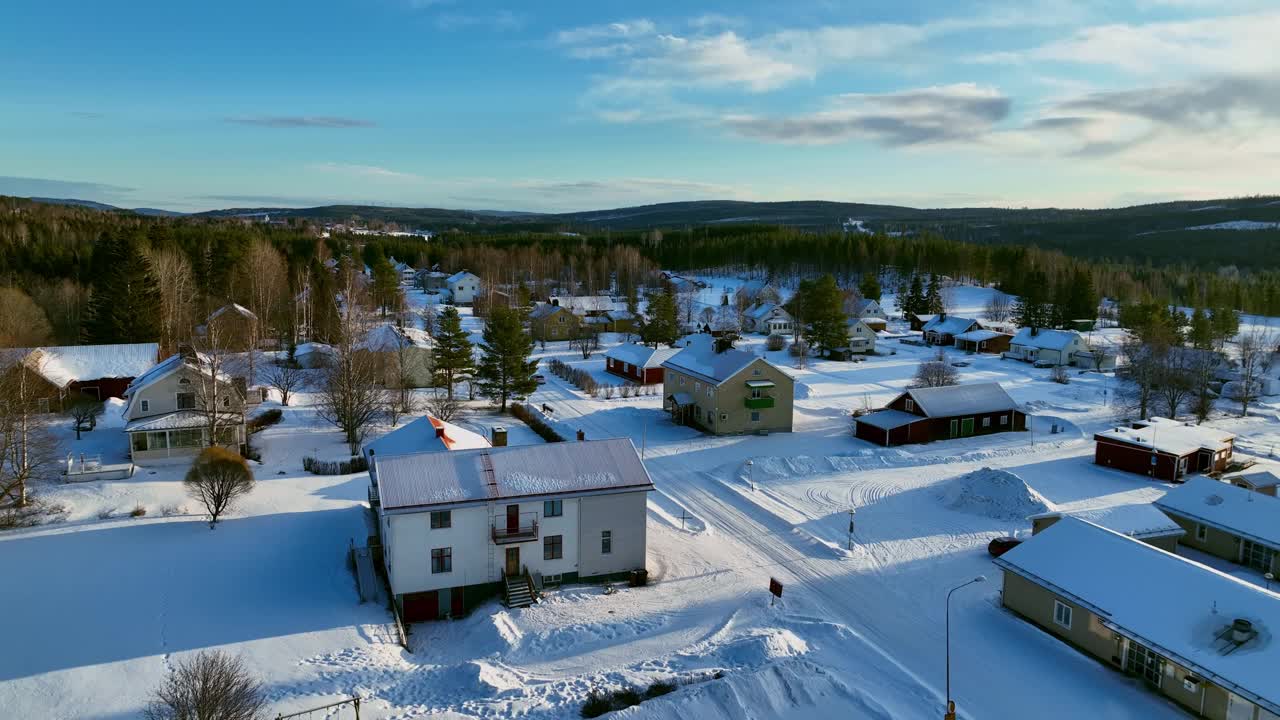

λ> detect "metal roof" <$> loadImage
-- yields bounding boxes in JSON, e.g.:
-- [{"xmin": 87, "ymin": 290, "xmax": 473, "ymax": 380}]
[
  {"xmin": 903, "ymin": 382, "xmax": 1018, "ymax": 417},
  {"xmin": 1154, "ymin": 476, "xmax": 1280, "ymax": 550},
  {"xmin": 374, "ymin": 437, "xmax": 654, "ymax": 510},
  {"xmin": 854, "ymin": 409, "xmax": 922, "ymax": 430}
]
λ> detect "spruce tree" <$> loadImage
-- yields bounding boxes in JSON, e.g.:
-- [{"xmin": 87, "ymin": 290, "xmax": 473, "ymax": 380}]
[
  {"xmin": 858, "ymin": 273, "xmax": 882, "ymax": 302},
  {"xmin": 906, "ymin": 274, "xmax": 925, "ymax": 317},
  {"xmin": 308, "ymin": 259, "xmax": 341, "ymax": 343},
  {"xmin": 1189, "ymin": 307, "xmax": 1213, "ymax": 350},
  {"xmin": 85, "ymin": 233, "xmax": 162, "ymax": 344},
  {"xmin": 475, "ymin": 306, "xmax": 537, "ymax": 411},
  {"xmin": 925, "ymin": 273, "xmax": 944, "ymax": 314},
  {"xmin": 431, "ymin": 306, "xmax": 474, "ymax": 399},
  {"xmin": 641, "ymin": 291, "xmax": 680, "ymax": 347},
  {"xmin": 800, "ymin": 275, "xmax": 848, "ymax": 357}
]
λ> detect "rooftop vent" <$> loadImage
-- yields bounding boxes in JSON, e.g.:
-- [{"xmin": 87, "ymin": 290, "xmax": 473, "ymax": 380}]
[{"xmin": 1205, "ymin": 494, "xmax": 1225, "ymax": 506}]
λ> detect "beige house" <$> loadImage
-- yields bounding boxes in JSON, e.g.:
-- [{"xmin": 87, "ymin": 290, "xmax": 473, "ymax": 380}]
[
  {"xmin": 995, "ymin": 517, "xmax": 1280, "ymax": 720},
  {"xmin": 122, "ymin": 354, "xmax": 247, "ymax": 463},
  {"xmin": 1154, "ymin": 476, "xmax": 1280, "ymax": 577},
  {"xmin": 357, "ymin": 323, "xmax": 433, "ymax": 388},
  {"xmin": 1028, "ymin": 503, "xmax": 1184, "ymax": 553},
  {"xmin": 661, "ymin": 346, "xmax": 793, "ymax": 435},
  {"xmin": 528, "ymin": 304, "xmax": 581, "ymax": 342},
  {"xmin": 206, "ymin": 303, "xmax": 260, "ymax": 352}
]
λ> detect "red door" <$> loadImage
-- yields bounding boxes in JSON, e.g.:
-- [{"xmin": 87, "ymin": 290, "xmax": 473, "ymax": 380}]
[
  {"xmin": 506, "ymin": 504, "xmax": 519, "ymax": 533},
  {"xmin": 402, "ymin": 591, "xmax": 439, "ymax": 622}
]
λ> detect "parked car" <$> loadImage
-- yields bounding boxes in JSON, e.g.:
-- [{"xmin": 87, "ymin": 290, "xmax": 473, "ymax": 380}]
[
  {"xmin": 1033, "ymin": 360, "xmax": 1056, "ymax": 369},
  {"xmin": 987, "ymin": 536, "xmax": 1022, "ymax": 557},
  {"xmin": 534, "ymin": 374, "xmax": 546, "ymax": 384}
]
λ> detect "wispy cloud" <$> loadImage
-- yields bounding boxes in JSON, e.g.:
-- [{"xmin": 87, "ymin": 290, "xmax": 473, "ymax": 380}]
[
  {"xmin": 69, "ymin": 111, "xmax": 105, "ymax": 120},
  {"xmin": 308, "ymin": 162, "xmax": 424, "ymax": 182},
  {"xmin": 723, "ymin": 84, "xmax": 1011, "ymax": 146},
  {"xmin": 225, "ymin": 115, "xmax": 376, "ymax": 128},
  {"xmin": 435, "ymin": 10, "xmax": 524, "ymax": 32},
  {"xmin": 0, "ymin": 175, "xmax": 136, "ymax": 199}
]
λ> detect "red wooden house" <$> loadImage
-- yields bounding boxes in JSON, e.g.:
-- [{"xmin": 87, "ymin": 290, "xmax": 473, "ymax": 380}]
[{"xmin": 604, "ymin": 343, "xmax": 682, "ymax": 385}]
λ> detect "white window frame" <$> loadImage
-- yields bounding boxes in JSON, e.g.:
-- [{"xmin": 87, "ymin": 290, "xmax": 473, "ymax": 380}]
[
  {"xmin": 1195, "ymin": 524, "xmax": 1207, "ymax": 542},
  {"xmin": 751, "ymin": 411, "xmax": 761, "ymax": 422},
  {"xmin": 982, "ymin": 417, "xmax": 991, "ymax": 428},
  {"xmin": 1000, "ymin": 414, "xmax": 1009, "ymax": 425},
  {"xmin": 904, "ymin": 398, "xmax": 914, "ymax": 412},
  {"xmin": 1053, "ymin": 600, "xmax": 1073, "ymax": 629},
  {"xmin": 140, "ymin": 399, "xmax": 150, "ymax": 412}
]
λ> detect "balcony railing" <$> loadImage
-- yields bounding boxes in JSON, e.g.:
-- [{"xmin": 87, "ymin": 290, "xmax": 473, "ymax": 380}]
[
  {"xmin": 744, "ymin": 396, "xmax": 775, "ymax": 409},
  {"xmin": 492, "ymin": 516, "xmax": 539, "ymax": 544}
]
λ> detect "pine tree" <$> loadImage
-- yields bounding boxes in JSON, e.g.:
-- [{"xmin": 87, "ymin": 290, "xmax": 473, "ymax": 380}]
[
  {"xmin": 369, "ymin": 256, "xmax": 399, "ymax": 316},
  {"xmin": 641, "ymin": 290, "xmax": 679, "ymax": 347},
  {"xmin": 431, "ymin": 306, "xmax": 474, "ymax": 399},
  {"xmin": 791, "ymin": 275, "xmax": 848, "ymax": 357},
  {"xmin": 858, "ymin": 273, "xmax": 882, "ymax": 302},
  {"xmin": 85, "ymin": 233, "xmax": 162, "ymax": 344},
  {"xmin": 475, "ymin": 306, "xmax": 537, "ymax": 411},
  {"xmin": 308, "ymin": 259, "xmax": 341, "ymax": 343},
  {"xmin": 906, "ymin": 274, "xmax": 925, "ymax": 317},
  {"xmin": 1064, "ymin": 269, "xmax": 1097, "ymax": 322},
  {"xmin": 925, "ymin": 273, "xmax": 943, "ymax": 314},
  {"xmin": 1189, "ymin": 307, "xmax": 1213, "ymax": 350},
  {"xmin": 1209, "ymin": 307, "xmax": 1239, "ymax": 349}
]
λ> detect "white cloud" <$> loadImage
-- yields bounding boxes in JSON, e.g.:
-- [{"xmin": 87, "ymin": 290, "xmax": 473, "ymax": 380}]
[
  {"xmin": 308, "ymin": 162, "xmax": 424, "ymax": 182},
  {"xmin": 723, "ymin": 84, "xmax": 1011, "ymax": 145}
]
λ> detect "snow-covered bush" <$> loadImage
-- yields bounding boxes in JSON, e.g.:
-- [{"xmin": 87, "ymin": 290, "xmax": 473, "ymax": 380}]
[{"xmin": 765, "ymin": 334, "xmax": 787, "ymax": 352}]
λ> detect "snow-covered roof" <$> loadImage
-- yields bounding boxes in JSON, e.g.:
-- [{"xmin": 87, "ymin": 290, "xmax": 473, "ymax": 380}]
[
  {"xmin": 605, "ymin": 343, "xmax": 682, "ymax": 369},
  {"xmin": 607, "ymin": 309, "xmax": 635, "ymax": 320},
  {"xmin": 374, "ymin": 438, "xmax": 654, "ymax": 510},
  {"xmin": 855, "ymin": 409, "xmax": 921, "ymax": 430},
  {"xmin": 1096, "ymin": 417, "xmax": 1234, "ymax": 456},
  {"xmin": 1028, "ymin": 504, "xmax": 1184, "ymax": 540},
  {"xmin": 550, "ymin": 295, "xmax": 620, "ymax": 314},
  {"xmin": 745, "ymin": 303, "xmax": 788, "ymax": 320},
  {"xmin": 358, "ymin": 324, "xmax": 431, "ymax": 352},
  {"xmin": 850, "ymin": 299, "xmax": 885, "ymax": 317},
  {"xmin": 662, "ymin": 346, "xmax": 773, "ymax": 386},
  {"xmin": 124, "ymin": 410, "xmax": 241, "ymax": 432},
  {"xmin": 529, "ymin": 304, "xmax": 570, "ymax": 321},
  {"xmin": 209, "ymin": 303, "xmax": 258, "ymax": 322},
  {"xmin": 1154, "ymin": 476, "xmax": 1280, "ymax": 550},
  {"xmin": 365, "ymin": 415, "xmax": 490, "ymax": 466},
  {"xmin": 995, "ymin": 517, "xmax": 1280, "ymax": 715},
  {"xmin": 1010, "ymin": 327, "xmax": 1080, "ymax": 350},
  {"xmin": 1228, "ymin": 467, "xmax": 1280, "ymax": 489},
  {"xmin": 295, "ymin": 342, "xmax": 336, "ymax": 357},
  {"xmin": 124, "ymin": 354, "xmax": 186, "ymax": 395},
  {"xmin": 921, "ymin": 315, "xmax": 979, "ymax": 336},
  {"xmin": 903, "ymin": 382, "xmax": 1018, "ymax": 417},
  {"xmin": 446, "ymin": 271, "xmax": 479, "ymax": 284},
  {"xmin": 954, "ymin": 329, "xmax": 1008, "ymax": 343},
  {"xmin": 1, "ymin": 343, "xmax": 159, "ymax": 387}
]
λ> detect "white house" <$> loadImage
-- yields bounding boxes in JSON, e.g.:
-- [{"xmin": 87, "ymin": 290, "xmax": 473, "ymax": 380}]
[
  {"xmin": 850, "ymin": 298, "xmax": 888, "ymax": 321},
  {"xmin": 842, "ymin": 318, "xmax": 878, "ymax": 355},
  {"xmin": 121, "ymin": 354, "xmax": 246, "ymax": 463},
  {"xmin": 447, "ymin": 271, "xmax": 482, "ymax": 305},
  {"xmin": 743, "ymin": 303, "xmax": 794, "ymax": 335},
  {"xmin": 1006, "ymin": 328, "xmax": 1086, "ymax": 366},
  {"xmin": 370, "ymin": 438, "xmax": 654, "ymax": 621}
]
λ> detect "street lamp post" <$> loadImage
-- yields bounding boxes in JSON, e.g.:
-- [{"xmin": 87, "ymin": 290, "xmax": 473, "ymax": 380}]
[
  {"xmin": 746, "ymin": 459, "xmax": 755, "ymax": 492},
  {"xmin": 945, "ymin": 576, "xmax": 986, "ymax": 720}
]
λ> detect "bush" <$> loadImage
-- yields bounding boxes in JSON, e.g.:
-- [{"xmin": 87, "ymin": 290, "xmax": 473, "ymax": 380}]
[
  {"xmin": 185, "ymin": 447, "xmax": 255, "ymax": 525},
  {"xmin": 130, "ymin": 504, "xmax": 147, "ymax": 518},
  {"xmin": 645, "ymin": 681, "xmax": 676, "ymax": 698},
  {"xmin": 1050, "ymin": 365, "xmax": 1070, "ymax": 384},
  {"xmin": 511, "ymin": 404, "xmax": 565, "ymax": 443},
  {"xmin": 246, "ymin": 408, "xmax": 283, "ymax": 433},
  {"xmin": 765, "ymin": 334, "xmax": 787, "ymax": 352},
  {"xmin": 788, "ymin": 339, "xmax": 809, "ymax": 357},
  {"xmin": 145, "ymin": 650, "xmax": 265, "ymax": 720},
  {"xmin": 581, "ymin": 692, "xmax": 613, "ymax": 719},
  {"xmin": 302, "ymin": 455, "xmax": 369, "ymax": 475}
]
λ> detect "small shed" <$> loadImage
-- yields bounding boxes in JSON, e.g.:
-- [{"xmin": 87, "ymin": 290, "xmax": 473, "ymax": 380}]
[{"xmin": 953, "ymin": 329, "xmax": 1012, "ymax": 355}]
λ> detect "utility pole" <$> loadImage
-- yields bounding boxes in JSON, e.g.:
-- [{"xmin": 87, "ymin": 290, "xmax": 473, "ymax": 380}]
[
  {"xmin": 945, "ymin": 576, "xmax": 986, "ymax": 720},
  {"xmin": 746, "ymin": 459, "xmax": 754, "ymax": 492},
  {"xmin": 847, "ymin": 508, "xmax": 855, "ymax": 550}
]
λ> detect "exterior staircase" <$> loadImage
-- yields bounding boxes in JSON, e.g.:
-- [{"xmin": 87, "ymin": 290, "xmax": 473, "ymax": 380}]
[{"xmin": 504, "ymin": 573, "xmax": 534, "ymax": 609}]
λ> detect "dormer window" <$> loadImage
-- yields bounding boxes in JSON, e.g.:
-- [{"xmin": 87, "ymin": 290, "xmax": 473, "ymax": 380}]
[{"xmin": 179, "ymin": 378, "xmax": 190, "ymax": 385}]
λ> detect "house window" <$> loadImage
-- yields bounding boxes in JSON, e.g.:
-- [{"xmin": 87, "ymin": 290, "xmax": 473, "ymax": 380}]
[
  {"xmin": 751, "ymin": 388, "xmax": 763, "ymax": 399},
  {"xmin": 905, "ymin": 399, "xmax": 914, "ymax": 412},
  {"xmin": 601, "ymin": 530, "xmax": 612, "ymax": 554},
  {"xmin": 720, "ymin": 413, "xmax": 728, "ymax": 422},
  {"xmin": 751, "ymin": 411, "xmax": 761, "ymax": 422},
  {"xmin": 176, "ymin": 392, "xmax": 196, "ymax": 410},
  {"xmin": 171, "ymin": 429, "xmax": 203, "ymax": 448},
  {"xmin": 430, "ymin": 510, "xmax": 451, "ymax": 529},
  {"xmin": 982, "ymin": 417, "xmax": 991, "ymax": 428},
  {"xmin": 752, "ymin": 368, "xmax": 761, "ymax": 376},
  {"xmin": 140, "ymin": 399, "xmax": 150, "ymax": 412},
  {"xmin": 544, "ymin": 534, "xmax": 563, "ymax": 560},
  {"xmin": 146, "ymin": 431, "xmax": 169, "ymax": 449},
  {"xmin": 1126, "ymin": 642, "xmax": 1164, "ymax": 687},
  {"xmin": 431, "ymin": 547, "xmax": 452, "ymax": 574},
  {"xmin": 131, "ymin": 433, "xmax": 148, "ymax": 452},
  {"xmin": 544, "ymin": 499, "xmax": 562, "ymax": 518},
  {"xmin": 1053, "ymin": 600, "xmax": 1073, "ymax": 629},
  {"xmin": 38, "ymin": 397, "xmax": 50, "ymax": 413},
  {"xmin": 1000, "ymin": 415, "xmax": 1009, "ymax": 425},
  {"xmin": 1195, "ymin": 524, "xmax": 1207, "ymax": 542}
]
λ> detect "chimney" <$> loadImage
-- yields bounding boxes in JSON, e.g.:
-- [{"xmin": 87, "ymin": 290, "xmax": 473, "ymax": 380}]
[
  {"xmin": 939, "ymin": 311, "xmax": 947, "ymax": 320},
  {"xmin": 435, "ymin": 426, "xmax": 446, "ymax": 439},
  {"xmin": 1030, "ymin": 326, "xmax": 1039, "ymax": 337},
  {"xmin": 491, "ymin": 426, "xmax": 508, "ymax": 447},
  {"xmin": 576, "ymin": 429, "xmax": 586, "ymax": 442}
]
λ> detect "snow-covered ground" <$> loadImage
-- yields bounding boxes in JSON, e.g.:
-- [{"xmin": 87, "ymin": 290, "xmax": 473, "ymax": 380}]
[{"xmin": 5, "ymin": 281, "xmax": 1280, "ymax": 719}]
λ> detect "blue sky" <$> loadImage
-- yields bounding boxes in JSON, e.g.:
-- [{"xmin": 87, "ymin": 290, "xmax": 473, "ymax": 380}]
[{"xmin": 2, "ymin": 0, "xmax": 1278, "ymax": 212}]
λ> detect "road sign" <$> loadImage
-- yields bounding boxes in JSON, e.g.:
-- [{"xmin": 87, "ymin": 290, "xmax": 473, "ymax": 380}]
[{"xmin": 769, "ymin": 577, "xmax": 783, "ymax": 599}]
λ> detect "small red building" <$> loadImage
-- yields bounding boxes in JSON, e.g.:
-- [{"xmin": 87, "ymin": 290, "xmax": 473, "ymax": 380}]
[
  {"xmin": 604, "ymin": 343, "xmax": 682, "ymax": 385},
  {"xmin": 1094, "ymin": 417, "xmax": 1235, "ymax": 481},
  {"xmin": 854, "ymin": 382, "xmax": 1026, "ymax": 446},
  {"xmin": 0, "ymin": 343, "xmax": 159, "ymax": 409}
]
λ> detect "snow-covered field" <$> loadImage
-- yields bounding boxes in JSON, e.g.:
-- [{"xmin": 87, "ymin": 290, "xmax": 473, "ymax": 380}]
[{"xmin": 4, "ymin": 281, "xmax": 1280, "ymax": 719}]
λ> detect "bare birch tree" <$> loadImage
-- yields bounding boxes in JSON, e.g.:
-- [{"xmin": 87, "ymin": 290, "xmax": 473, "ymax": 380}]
[
  {"xmin": 145, "ymin": 247, "xmax": 197, "ymax": 356},
  {"xmin": 1230, "ymin": 329, "xmax": 1278, "ymax": 417},
  {"xmin": 0, "ymin": 353, "xmax": 61, "ymax": 509},
  {"xmin": 189, "ymin": 324, "xmax": 243, "ymax": 452}
]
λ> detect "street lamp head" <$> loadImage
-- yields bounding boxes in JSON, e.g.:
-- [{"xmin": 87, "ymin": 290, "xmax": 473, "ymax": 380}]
[{"xmin": 974, "ymin": 575, "xmax": 987, "ymax": 583}]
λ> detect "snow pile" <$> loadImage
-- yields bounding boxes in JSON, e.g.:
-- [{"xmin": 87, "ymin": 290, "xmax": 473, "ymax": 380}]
[
  {"xmin": 937, "ymin": 467, "xmax": 1052, "ymax": 521},
  {"xmin": 97, "ymin": 397, "xmax": 127, "ymax": 429}
]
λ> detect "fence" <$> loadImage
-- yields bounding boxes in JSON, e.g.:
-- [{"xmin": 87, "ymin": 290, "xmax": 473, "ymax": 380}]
[
  {"xmin": 275, "ymin": 696, "xmax": 363, "ymax": 719},
  {"xmin": 63, "ymin": 454, "xmax": 135, "ymax": 482}
]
